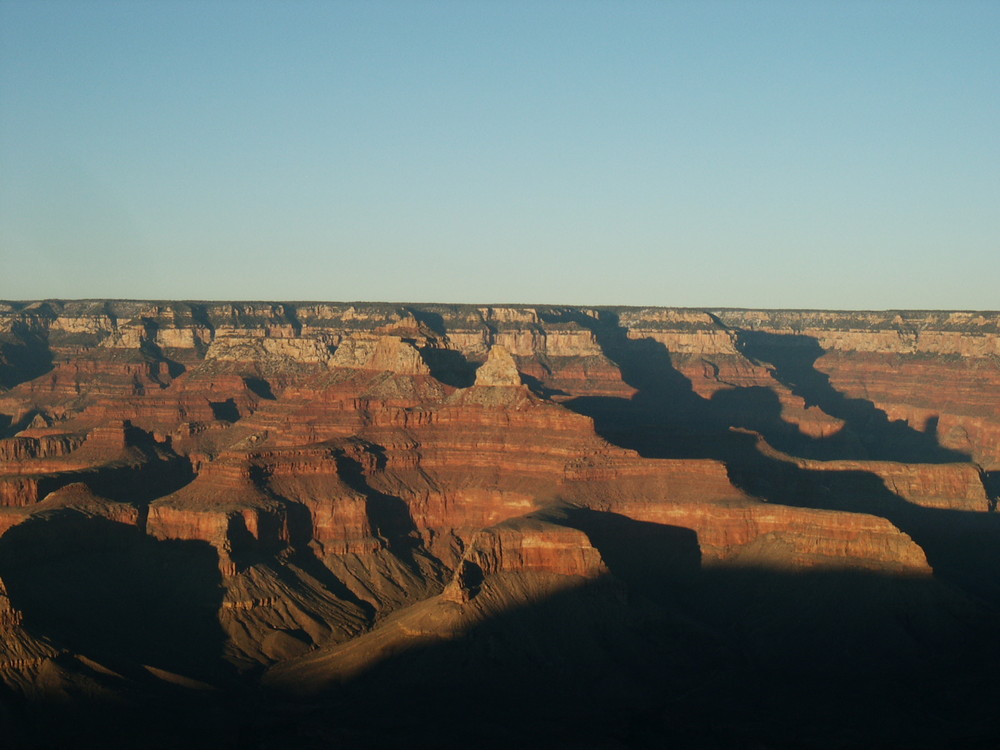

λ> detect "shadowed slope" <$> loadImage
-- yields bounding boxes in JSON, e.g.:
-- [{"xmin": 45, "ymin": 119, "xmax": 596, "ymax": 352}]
[
  {"xmin": 257, "ymin": 511, "xmax": 1000, "ymax": 750},
  {"xmin": 0, "ymin": 514, "xmax": 227, "ymax": 680},
  {"xmin": 0, "ymin": 324, "xmax": 53, "ymax": 393},
  {"xmin": 732, "ymin": 328, "xmax": 970, "ymax": 462}
]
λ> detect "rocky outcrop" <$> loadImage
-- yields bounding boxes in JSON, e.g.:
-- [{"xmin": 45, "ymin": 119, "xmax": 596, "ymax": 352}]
[
  {"xmin": 329, "ymin": 335, "xmax": 431, "ymax": 375},
  {"xmin": 473, "ymin": 345, "xmax": 522, "ymax": 386},
  {"xmin": 447, "ymin": 515, "xmax": 606, "ymax": 594},
  {"xmin": 614, "ymin": 497, "xmax": 930, "ymax": 572},
  {"xmin": 0, "ymin": 433, "xmax": 86, "ymax": 462}
]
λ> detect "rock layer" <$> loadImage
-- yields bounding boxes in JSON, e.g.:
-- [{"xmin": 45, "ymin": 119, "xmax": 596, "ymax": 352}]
[{"xmin": 1, "ymin": 300, "xmax": 999, "ymax": 748}]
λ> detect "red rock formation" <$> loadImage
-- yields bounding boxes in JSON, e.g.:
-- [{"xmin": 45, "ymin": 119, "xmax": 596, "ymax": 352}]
[{"xmin": 1, "ymin": 298, "xmax": 998, "ymax": 739}]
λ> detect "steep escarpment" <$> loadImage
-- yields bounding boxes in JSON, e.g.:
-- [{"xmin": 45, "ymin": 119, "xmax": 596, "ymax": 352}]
[{"xmin": 1, "ymin": 299, "xmax": 999, "ymax": 748}]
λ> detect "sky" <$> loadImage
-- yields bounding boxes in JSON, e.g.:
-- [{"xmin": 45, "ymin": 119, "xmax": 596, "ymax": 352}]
[{"xmin": 1, "ymin": 0, "xmax": 998, "ymax": 309}]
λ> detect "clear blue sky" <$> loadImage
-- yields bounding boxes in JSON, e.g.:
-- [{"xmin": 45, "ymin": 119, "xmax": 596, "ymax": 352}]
[{"xmin": 1, "ymin": 0, "xmax": 997, "ymax": 309}]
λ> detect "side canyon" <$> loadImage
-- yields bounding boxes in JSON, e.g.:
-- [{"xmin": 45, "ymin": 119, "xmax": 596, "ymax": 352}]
[{"xmin": 1, "ymin": 300, "xmax": 999, "ymax": 749}]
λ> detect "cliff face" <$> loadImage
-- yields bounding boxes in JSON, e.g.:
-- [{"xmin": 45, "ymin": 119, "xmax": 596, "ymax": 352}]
[{"xmin": 1, "ymin": 300, "xmax": 999, "ymax": 747}]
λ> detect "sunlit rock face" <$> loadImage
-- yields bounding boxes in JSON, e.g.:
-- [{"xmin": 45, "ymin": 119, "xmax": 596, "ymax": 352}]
[{"xmin": 1, "ymin": 300, "xmax": 999, "ymax": 748}]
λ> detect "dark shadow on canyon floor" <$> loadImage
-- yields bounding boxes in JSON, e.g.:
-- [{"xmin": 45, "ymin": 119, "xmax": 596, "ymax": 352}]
[
  {"xmin": 0, "ymin": 514, "xmax": 227, "ymax": 681},
  {"xmin": 244, "ymin": 512, "xmax": 1000, "ymax": 750},
  {"xmin": 10, "ymin": 563, "xmax": 1000, "ymax": 749},
  {"xmin": 5, "ymin": 509, "xmax": 1000, "ymax": 749}
]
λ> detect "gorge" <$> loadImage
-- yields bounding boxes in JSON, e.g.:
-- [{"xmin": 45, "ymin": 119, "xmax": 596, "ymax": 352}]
[{"xmin": 1, "ymin": 300, "xmax": 999, "ymax": 749}]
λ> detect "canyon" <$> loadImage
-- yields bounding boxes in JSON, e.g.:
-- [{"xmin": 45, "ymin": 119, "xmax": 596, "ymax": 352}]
[{"xmin": 1, "ymin": 300, "xmax": 999, "ymax": 748}]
